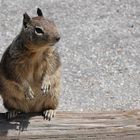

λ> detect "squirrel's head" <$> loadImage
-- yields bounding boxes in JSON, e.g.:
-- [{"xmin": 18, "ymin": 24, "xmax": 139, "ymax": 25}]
[{"xmin": 22, "ymin": 8, "xmax": 60, "ymax": 47}]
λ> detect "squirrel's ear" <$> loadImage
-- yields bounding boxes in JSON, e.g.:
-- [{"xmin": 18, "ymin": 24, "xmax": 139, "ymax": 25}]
[
  {"xmin": 23, "ymin": 13, "xmax": 31, "ymax": 28},
  {"xmin": 37, "ymin": 8, "xmax": 43, "ymax": 17}
]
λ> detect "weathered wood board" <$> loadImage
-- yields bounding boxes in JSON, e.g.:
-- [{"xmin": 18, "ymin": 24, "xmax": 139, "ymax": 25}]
[{"xmin": 0, "ymin": 110, "xmax": 140, "ymax": 139}]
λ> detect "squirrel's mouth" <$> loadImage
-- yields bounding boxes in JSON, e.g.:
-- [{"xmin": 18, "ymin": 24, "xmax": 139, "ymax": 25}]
[
  {"xmin": 48, "ymin": 42, "xmax": 57, "ymax": 46},
  {"xmin": 48, "ymin": 38, "xmax": 60, "ymax": 46}
]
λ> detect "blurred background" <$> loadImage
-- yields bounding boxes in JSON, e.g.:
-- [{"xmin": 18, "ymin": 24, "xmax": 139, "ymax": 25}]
[{"xmin": 0, "ymin": 0, "xmax": 140, "ymax": 112}]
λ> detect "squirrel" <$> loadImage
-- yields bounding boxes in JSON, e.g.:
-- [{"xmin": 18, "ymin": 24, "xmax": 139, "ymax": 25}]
[{"xmin": 0, "ymin": 8, "xmax": 61, "ymax": 120}]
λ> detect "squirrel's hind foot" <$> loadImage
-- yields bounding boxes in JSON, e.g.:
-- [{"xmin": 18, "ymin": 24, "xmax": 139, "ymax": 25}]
[
  {"xmin": 5, "ymin": 110, "xmax": 19, "ymax": 120},
  {"xmin": 43, "ymin": 109, "xmax": 56, "ymax": 121}
]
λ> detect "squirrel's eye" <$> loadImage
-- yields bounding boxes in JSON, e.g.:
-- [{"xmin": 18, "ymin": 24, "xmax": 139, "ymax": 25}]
[{"xmin": 35, "ymin": 27, "xmax": 44, "ymax": 35}]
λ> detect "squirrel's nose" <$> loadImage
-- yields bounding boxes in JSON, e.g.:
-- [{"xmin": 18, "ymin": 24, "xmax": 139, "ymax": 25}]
[{"xmin": 55, "ymin": 36, "xmax": 60, "ymax": 42}]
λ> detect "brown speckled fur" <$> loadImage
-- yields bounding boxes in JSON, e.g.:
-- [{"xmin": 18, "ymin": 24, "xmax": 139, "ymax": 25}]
[{"xmin": 0, "ymin": 9, "xmax": 61, "ymax": 113}]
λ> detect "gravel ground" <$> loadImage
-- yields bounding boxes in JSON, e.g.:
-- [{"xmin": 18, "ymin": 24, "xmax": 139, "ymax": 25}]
[{"xmin": 0, "ymin": 0, "xmax": 140, "ymax": 112}]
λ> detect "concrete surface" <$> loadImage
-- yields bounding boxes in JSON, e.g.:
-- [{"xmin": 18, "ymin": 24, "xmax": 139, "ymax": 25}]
[{"xmin": 0, "ymin": 0, "xmax": 140, "ymax": 112}]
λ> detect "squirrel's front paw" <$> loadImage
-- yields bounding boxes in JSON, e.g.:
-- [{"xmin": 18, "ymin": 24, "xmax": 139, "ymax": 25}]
[
  {"xmin": 25, "ymin": 86, "xmax": 35, "ymax": 100},
  {"xmin": 41, "ymin": 80, "xmax": 51, "ymax": 94}
]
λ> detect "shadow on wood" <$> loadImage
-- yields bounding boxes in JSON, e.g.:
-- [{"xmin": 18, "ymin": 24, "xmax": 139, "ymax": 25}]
[
  {"xmin": 0, "ymin": 112, "xmax": 42, "ymax": 139},
  {"xmin": 0, "ymin": 110, "xmax": 140, "ymax": 139}
]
